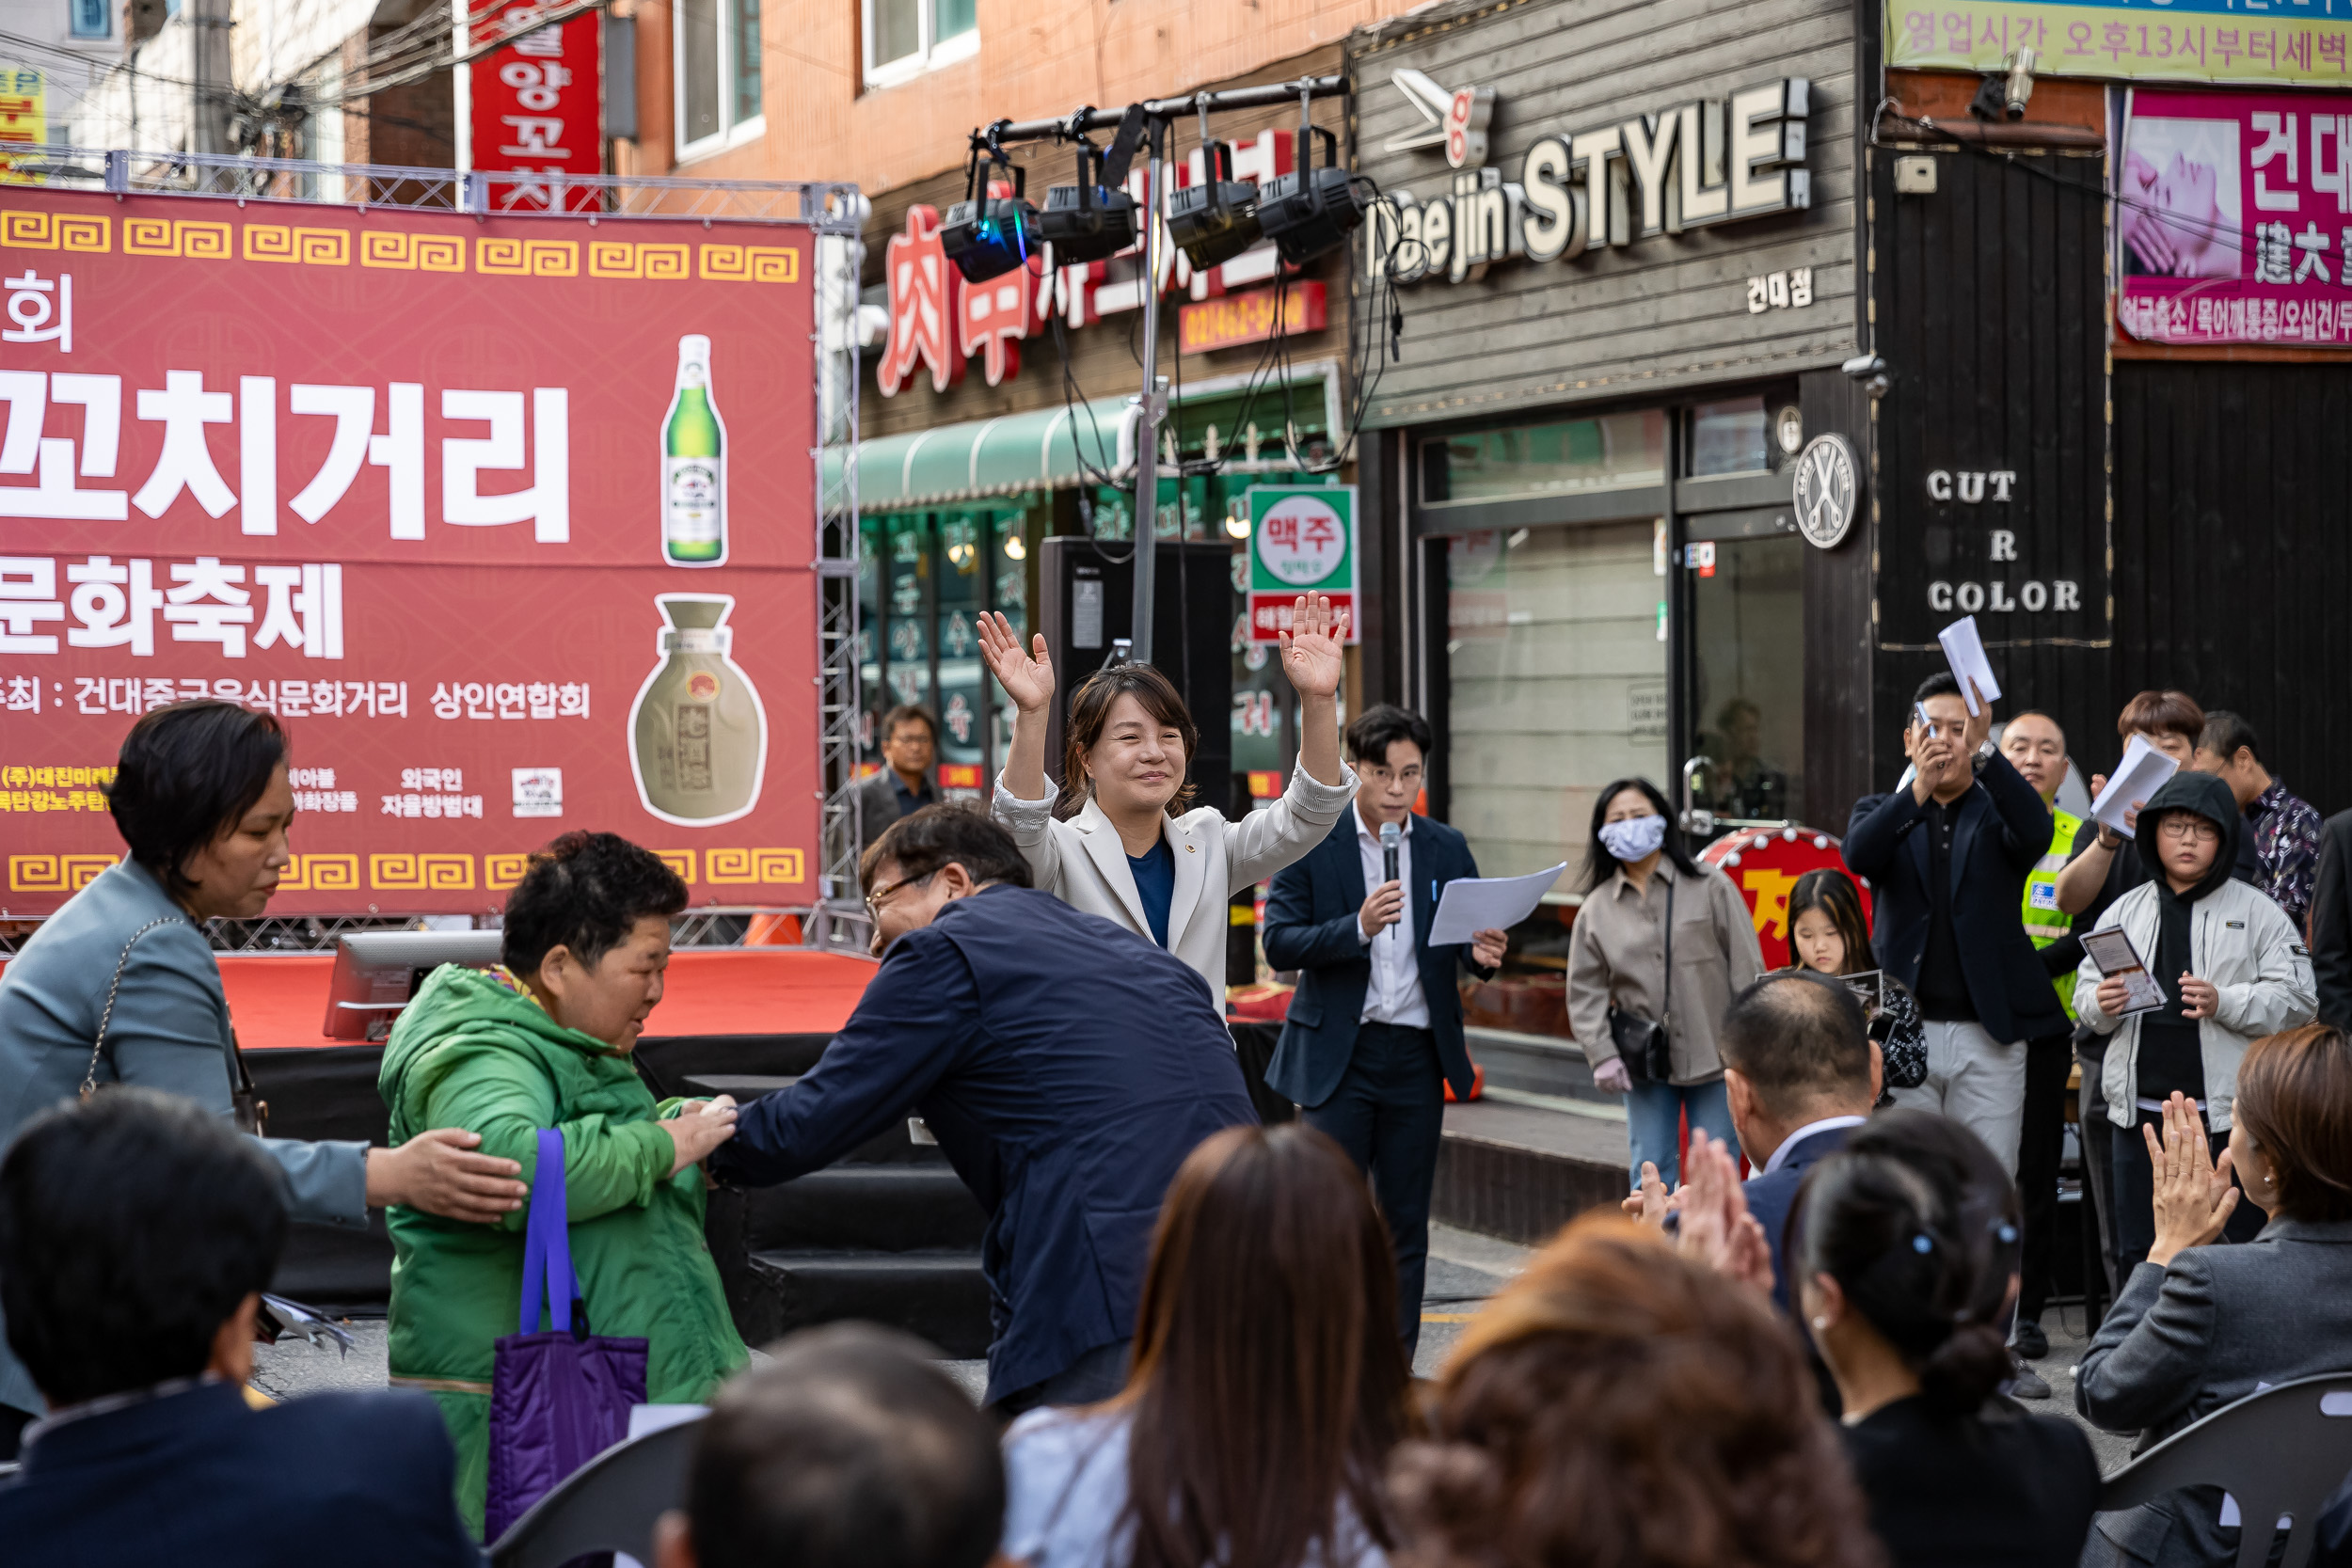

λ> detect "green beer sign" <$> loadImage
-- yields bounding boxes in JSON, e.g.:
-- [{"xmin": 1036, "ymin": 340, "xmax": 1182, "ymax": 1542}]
[{"xmin": 1246, "ymin": 484, "xmax": 1358, "ymax": 642}]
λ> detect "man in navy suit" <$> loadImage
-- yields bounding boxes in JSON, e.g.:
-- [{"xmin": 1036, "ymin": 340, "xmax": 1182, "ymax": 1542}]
[
  {"xmin": 1262, "ymin": 705, "xmax": 1505, "ymax": 1351},
  {"xmin": 0, "ymin": 1089, "xmax": 478, "ymax": 1568},
  {"xmin": 1846, "ymin": 672, "xmax": 2064, "ymax": 1174},
  {"xmin": 1715, "ymin": 973, "xmax": 1879, "ymax": 1313},
  {"xmin": 715, "ymin": 805, "xmax": 1256, "ymax": 1416}
]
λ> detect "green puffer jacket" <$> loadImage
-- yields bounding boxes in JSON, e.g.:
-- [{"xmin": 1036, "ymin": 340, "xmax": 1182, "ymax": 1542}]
[{"xmin": 379, "ymin": 963, "xmax": 748, "ymax": 1538}]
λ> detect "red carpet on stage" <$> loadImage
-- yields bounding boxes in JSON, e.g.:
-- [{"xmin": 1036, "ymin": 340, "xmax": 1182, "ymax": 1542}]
[{"xmin": 206, "ymin": 949, "xmax": 879, "ymax": 1050}]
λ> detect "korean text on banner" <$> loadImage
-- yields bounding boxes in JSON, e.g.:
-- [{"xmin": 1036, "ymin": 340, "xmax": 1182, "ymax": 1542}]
[
  {"xmin": 1246, "ymin": 484, "xmax": 1359, "ymax": 644},
  {"xmin": 1887, "ymin": 0, "xmax": 2352, "ymax": 86},
  {"xmin": 469, "ymin": 1, "xmax": 603, "ymax": 213},
  {"xmin": 2116, "ymin": 89, "xmax": 2352, "ymax": 350},
  {"xmin": 0, "ymin": 189, "xmax": 818, "ymax": 918}
]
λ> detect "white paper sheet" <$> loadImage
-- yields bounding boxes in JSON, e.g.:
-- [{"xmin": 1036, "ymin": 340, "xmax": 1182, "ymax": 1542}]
[
  {"xmin": 2089, "ymin": 734, "xmax": 2180, "ymax": 839},
  {"xmin": 1936, "ymin": 614, "xmax": 2004, "ymax": 714},
  {"xmin": 1429, "ymin": 863, "xmax": 1567, "ymax": 945},
  {"xmin": 2081, "ymin": 927, "xmax": 2170, "ymax": 1015}
]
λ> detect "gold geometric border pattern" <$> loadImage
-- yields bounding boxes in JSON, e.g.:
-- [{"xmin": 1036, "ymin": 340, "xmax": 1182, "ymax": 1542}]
[
  {"xmin": 279, "ymin": 853, "xmax": 361, "ymax": 893},
  {"xmin": 7, "ymin": 852, "xmax": 117, "ymax": 892},
  {"xmin": 1, "ymin": 211, "xmax": 801, "ymax": 283}
]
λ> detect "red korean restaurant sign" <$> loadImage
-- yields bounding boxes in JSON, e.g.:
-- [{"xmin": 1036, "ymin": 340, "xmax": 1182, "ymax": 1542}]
[
  {"xmin": 1178, "ymin": 281, "xmax": 1327, "ymax": 355},
  {"xmin": 0, "ymin": 190, "xmax": 818, "ymax": 916},
  {"xmin": 469, "ymin": 0, "xmax": 603, "ymax": 213}
]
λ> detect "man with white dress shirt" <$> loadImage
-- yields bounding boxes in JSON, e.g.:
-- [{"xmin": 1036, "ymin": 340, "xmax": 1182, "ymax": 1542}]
[{"xmin": 1262, "ymin": 705, "xmax": 1507, "ymax": 1351}]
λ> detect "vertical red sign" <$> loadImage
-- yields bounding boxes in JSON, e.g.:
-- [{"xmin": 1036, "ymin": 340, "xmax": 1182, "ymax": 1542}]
[{"xmin": 469, "ymin": 1, "xmax": 603, "ymax": 212}]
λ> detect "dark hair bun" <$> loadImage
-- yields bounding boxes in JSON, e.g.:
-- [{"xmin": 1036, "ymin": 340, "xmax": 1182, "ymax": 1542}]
[{"xmin": 1919, "ymin": 1321, "xmax": 2013, "ymax": 1413}]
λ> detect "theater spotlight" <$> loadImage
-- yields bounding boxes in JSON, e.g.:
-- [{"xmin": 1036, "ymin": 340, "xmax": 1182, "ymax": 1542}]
[
  {"xmin": 1257, "ymin": 121, "xmax": 1367, "ymax": 266},
  {"xmin": 1168, "ymin": 97, "xmax": 1263, "ymax": 271},
  {"xmin": 1038, "ymin": 116, "xmax": 1139, "ymax": 264},
  {"xmin": 942, "ymin": 125, "xmax": 1039, "ymax": 283}
]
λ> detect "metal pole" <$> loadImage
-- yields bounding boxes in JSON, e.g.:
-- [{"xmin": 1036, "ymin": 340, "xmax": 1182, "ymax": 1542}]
[{"xmin": 1129, "ymin": 114, "xmax": 1166, "ymax": 664}]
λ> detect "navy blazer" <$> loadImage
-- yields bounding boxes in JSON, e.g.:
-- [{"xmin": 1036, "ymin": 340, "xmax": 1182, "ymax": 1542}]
[
  {"xmin": 1743, "ymin": 1121, "xmax": 1859, "ymax": 1314},
  {"xmin": 1260, "ymin": 813, "xmax": 1492, "ymax": 1109},
  {"xmin": 711, "ymin": 886, "xmax": 1257, "ymax": 1405},
  {"xmin": 0, "ymin": 1382, "xmax": 478, "ymax": 1567},
  {"xmin": 1845, "ymin": 752, "xmax": 2066, "ymax": 1045}
]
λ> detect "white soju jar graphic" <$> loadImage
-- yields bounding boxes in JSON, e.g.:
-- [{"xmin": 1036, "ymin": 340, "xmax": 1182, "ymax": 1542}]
[
  {"xmin": 628, "ymin": 594, "xmax": 768, "ymax": 825},
  {"xmin": 662, "ymin": 334, "xmax": 727, "ymax": 567}
]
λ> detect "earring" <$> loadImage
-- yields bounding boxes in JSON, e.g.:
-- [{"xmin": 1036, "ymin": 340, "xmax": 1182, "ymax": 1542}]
[{"xmin": 1811, "ymin": 1316, "xmax": 1832, "ymax": 1330}]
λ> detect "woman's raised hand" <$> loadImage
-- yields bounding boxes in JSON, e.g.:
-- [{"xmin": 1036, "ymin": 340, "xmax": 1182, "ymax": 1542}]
[
  {"xmin": 1278, "ymin": 594, "xmax": 1349, "ymax": 699},
  {"xmin": 1675, "ymin": 1130, "xmax": 1774, "ymax": 1294},
  {"xmin": 978, "ymin": 610, "xmax": 1055, "ymax": 716},
  {"xmin": 2145, "ymin": 1092, "xmax": 2237, "ymax": 1267}
]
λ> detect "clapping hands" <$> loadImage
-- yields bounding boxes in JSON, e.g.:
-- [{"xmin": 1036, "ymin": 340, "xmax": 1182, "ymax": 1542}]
[
  {"xmin": 1618, "ymin": 1131, "xmax": 1774, "ymax": 1296},
  {"xmin": 2144, "ymin": 1092, "xmax": 2237, "ymax": 1268}
]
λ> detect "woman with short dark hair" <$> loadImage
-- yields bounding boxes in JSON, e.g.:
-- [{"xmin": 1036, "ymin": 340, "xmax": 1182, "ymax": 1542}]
[
  {"xmin": 2077, "ymin": 1025, "xmax": 2352, "ymax": 1566},
  {"xmin": 978, "ymin": 597, "xmax": 1358, "ymax": 998},
  {"xmin": 0, "ymin": 702, "xmax": 525, "ymax": 1459},
  {"xmin": 999, "ymin": 1122, "xmax": 1406, "ymax": 1568},
  {"xmin": 1565, "ymin": 777, "xmax": 1766, "ymax": 1190},
  {"xmin": 1389, "ymin": 1212, "xmax": 1878, "ymax": 1568},
  {"xmin": 381, "ymin": 830, "xmax": 748, "ymax": 1538},
  {"xmin": 1794, "ymin": 1110, "xmax": 2098, "ymax": 1568}
]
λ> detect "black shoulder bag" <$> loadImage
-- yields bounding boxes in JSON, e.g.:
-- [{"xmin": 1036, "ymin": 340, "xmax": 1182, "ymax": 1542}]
[{"xmin": 1606, "ymin": 877, "xmax": 1675, "ymax": 1085}]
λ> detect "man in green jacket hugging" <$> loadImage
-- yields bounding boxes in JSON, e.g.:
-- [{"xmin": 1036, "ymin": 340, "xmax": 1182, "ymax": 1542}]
[{"xmin": 380, "ymin": 832, "xmax": 746, "ymax": 1537}]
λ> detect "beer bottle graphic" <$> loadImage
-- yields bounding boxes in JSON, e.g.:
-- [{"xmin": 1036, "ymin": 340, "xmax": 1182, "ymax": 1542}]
[
  {"xmin": 662, "ymin": 334, "xmax": 726, "ymax": 567},
  {"xmin": 628, "ymin": 594, "xmax": 768, "ymax": 825}
]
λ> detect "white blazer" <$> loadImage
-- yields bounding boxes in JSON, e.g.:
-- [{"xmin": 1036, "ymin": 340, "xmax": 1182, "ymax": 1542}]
[{"xmin": 992, "ymin": 764, "xmax": 1358, "ymax": 999}]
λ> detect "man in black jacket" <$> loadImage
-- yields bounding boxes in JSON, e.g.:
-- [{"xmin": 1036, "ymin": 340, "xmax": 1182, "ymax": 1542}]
[
  {"xmin": 1261, "ymin": 705, "xmax": 1505, "ymax": 1352},
  {"xmin": 2313, "ymin": 809, "xmax": 2352, "ymax": 1030},
  {"xmin": 0, "ymin": 1089, "xmax": 478, "ymax": 1568},
  {"xmin": 1846, "ymin": 672, "xmax": 2065, "ymax": 1175}
]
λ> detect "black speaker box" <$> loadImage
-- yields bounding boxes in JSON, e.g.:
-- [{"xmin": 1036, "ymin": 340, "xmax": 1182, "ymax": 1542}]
[{"xmin": 1038, "ymin": 536, "xmax": 1234, "ymax": 816}]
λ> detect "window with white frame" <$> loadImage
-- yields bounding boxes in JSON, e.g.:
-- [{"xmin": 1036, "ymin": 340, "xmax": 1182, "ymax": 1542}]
[
  {"xmin": 863, "ymin": 0, "xmax": 975, "ymax": 89},
  {"xmin": 675, "ymin": 0, "xmax": 761, "ymax": 157},
  {"xmin": 69, "ymin": 0, "xmax": 107, "ymax": 36}
]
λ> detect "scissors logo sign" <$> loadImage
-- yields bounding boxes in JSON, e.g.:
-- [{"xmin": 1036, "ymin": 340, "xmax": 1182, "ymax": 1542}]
[
  {"xmin": 1388, "ymin": 69, "xmax": 1495, "ymax": 169},
  {"xmin": 1791, "ymin": 433, "xmax": 1859, "ymax": 549}
]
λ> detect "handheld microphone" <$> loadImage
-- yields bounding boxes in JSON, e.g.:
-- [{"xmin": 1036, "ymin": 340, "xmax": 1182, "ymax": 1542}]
[{"xmin": 1379, "ymin": 821, "xmax": 1401, "ymax": 941}]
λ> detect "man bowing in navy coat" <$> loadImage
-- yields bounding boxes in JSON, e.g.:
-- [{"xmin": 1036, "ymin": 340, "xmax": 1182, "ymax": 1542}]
[
  {"xmin": 712, "ymin": 805, "xmax": 1256, "ymax": 1418},
  {"xmin": 1262, "ymin": 705, "xmax": 1504, "ymax": 1352}
]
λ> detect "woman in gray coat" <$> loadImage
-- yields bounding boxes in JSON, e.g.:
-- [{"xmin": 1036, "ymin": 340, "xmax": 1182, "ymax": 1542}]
[
  {"xmin": 0, "ymin": 702, "xmax": 527, "ymax": 1453},
  {"xmin": 2075, "ymin": 1024, "xmax": 2352, "ymax": 1566}
]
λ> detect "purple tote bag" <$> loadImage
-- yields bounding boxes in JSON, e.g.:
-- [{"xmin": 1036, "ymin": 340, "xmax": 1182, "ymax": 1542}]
[{"xmin": 483, "ymin": 1127, "xmax": 650, "ymax": 1543}]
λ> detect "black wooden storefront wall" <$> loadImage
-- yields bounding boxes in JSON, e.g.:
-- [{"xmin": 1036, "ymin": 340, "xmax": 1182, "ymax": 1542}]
[
  {"xmin": 2113, "ymin": 364, "xmax": 2352, "ymax": 816},
  {"xmin": 1869, "ymin": 145, "xmax": 2107, "ymax": 794}
]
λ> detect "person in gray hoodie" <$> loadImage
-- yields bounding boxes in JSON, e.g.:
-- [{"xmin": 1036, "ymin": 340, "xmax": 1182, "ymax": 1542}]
[{"xmin": 2074, "ymin": 769, "xmax": 2316, "ymax": 1271}]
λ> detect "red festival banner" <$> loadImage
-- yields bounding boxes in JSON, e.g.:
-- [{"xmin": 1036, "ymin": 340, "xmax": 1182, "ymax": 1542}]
[
  {"xmin": 469, "ymin": 0, "xmax": 603, "ymax": 214},
  {"xmin": 0, "ymin": 190, "xmax": 818, "ymax": 917}
]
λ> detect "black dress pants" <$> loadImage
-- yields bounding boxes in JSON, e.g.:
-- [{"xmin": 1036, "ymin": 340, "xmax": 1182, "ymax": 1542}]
[
  {"xmin": 2016, "ymin": 1033, "xmax": 2075, "ymax": 1323},
  {"xmin": 1303, "ymin": 1021, "xmax": 1445, "ymax": 1356}
]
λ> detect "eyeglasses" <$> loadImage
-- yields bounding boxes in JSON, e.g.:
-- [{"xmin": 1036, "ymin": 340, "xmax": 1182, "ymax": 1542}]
[
  {"xmin": 864, "ymin": 870, "xmax": 933, "ymax": 923},
  {"xmin": 1357, "ymin": 764, "xmax": 1424, "ymax": 786},
  {"xmin": 2157, "ymin": 818, "xmax": 2221, "ymax": 845}
]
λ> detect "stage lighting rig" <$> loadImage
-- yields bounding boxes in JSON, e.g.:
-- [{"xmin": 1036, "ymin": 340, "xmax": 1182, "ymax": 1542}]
[
  {"xmin": 942, "ymin": 122, "xmax": 1040, "ymax": 283},
  {"xmin": 1168, "ymin": 98, "xmax": 1263, "ymax": 270},
  {"xmin": 1256, "ymin": 97, "xmax": 1366, "ymax": 265},
  {"xmin": 1038, "ymin": 105, "xmax": 1145, "ymax": 263}
]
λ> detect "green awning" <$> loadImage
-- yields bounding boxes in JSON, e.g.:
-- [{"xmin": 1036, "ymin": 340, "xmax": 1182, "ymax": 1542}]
[
  {"xmin": 831, "ymin": 369, "xmax": 1339, "ymax": 514},
  {"xmin": 829, "ymin": 397, "xmax": 1139, "ymax": 513}
]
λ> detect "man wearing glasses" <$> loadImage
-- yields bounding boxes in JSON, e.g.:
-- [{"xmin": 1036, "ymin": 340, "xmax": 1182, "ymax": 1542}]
[
  {"xmin": 1261, "ymin": 705, "xmax": 1506, "ymax": 1353},
  {"xmin": 1847, "ymin": 673, "xmax": 2069, "ymax": 1182},
  {"xmin": 2074, "ymin": 769, "xmax": 2314, "ymax": 1266},
  {"xmin": 708, "ymin": 804, "xmax": 1255, "ymax": 1418}
]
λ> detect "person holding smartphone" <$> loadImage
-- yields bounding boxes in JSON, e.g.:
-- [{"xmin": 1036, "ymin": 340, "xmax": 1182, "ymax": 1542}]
[{"xmin": 2073, "ymin": 770, "xmax": 2314, "ymax": 1270}]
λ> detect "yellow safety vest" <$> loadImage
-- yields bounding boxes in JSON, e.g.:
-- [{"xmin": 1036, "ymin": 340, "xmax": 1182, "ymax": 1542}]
[{"xmin": 2024, "ymin": 805, "xmax": 2083, "ymax": 1021}]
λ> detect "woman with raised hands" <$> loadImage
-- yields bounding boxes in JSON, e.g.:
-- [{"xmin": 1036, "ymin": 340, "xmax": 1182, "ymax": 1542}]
[{"xmin": 978, "ymin": 594, "xmax": 1357, "ymax": 1001}]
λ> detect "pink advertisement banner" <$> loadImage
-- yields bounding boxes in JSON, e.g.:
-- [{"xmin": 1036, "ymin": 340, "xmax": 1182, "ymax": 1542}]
[{"xmin": 2116, "ymin": 88, "xmax": 2352, "ymax": 349}]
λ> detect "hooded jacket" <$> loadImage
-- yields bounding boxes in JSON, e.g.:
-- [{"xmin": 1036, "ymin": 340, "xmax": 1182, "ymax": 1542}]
[
  {"xmin": 378, "ymin": 963, "xmax": 746, "ymax": 1535},
  {"xmin": 2074, "ymin": 771, "xmax": 2316, "ymax": 1131}
]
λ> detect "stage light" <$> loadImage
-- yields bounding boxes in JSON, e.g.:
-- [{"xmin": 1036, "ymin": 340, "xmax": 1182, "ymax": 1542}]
[
  {"xmin": 1257, "ymin": 124, "xmax": 1366, "ymax": 265},
  {"xmin": 942, "ymin": 127, "xmax": 1039, "ymax": 283},
  {"xmin": 1038, "ymin": 106, "xmax": 1144, "ymax": 264},
  {"xmin": 1169, "ymin": 139, "xmax": 1263, "ymax": 271}
]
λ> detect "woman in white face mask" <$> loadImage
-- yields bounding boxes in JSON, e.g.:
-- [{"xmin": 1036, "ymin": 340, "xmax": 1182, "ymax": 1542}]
[{"xmin": 1564, "ymin": 778, "xmax": 1766, "ymax": 1191}]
